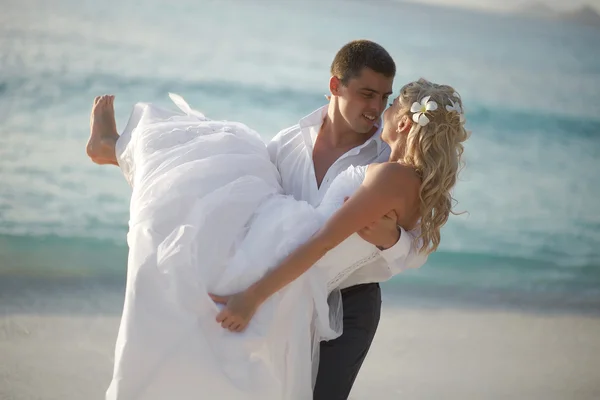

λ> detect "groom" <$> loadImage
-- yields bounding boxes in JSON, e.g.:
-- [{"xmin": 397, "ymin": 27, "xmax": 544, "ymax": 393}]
[{"xmin": 267, "ymin": 39, "xmax": 427, "ymax": 399}]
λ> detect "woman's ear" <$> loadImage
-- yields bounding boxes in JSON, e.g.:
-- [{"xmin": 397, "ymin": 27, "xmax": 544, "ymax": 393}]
[{"xmin": 397, "ymin": 114, "xmax": 412, "ymax": 134}]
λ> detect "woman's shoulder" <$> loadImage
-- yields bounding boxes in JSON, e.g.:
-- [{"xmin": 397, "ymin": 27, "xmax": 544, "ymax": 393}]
[{"xmin": 366, "ymin": 162, "xmax": 420, "ymax": 192}]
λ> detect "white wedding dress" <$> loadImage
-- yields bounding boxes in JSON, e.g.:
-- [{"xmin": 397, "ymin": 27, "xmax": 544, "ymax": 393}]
[{"xmin": 106, "ymin": 94, "xmax": 380, "ymax": 400}]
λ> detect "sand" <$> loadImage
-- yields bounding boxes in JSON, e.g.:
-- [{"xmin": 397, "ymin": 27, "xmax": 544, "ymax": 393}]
[{"xmin": 1, "ymin": 279, "xmax": 599, "ymax": 400}]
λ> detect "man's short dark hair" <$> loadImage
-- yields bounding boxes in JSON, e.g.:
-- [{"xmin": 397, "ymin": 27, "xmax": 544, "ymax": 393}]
[{"xmin": 330, "ymin": 40, "xmax": 396, "ymax": 85}]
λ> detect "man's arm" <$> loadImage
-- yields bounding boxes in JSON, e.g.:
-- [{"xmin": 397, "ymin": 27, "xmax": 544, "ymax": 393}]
[
  {"xmin": 378, "ymin": 224, "xmax": 428, "ymax": 273},
  {"xmin": 267, "ymin": 124, "xmax": 296, "ymax": 167},
  {"xmin": 348, "ymin": 199, "xmax": 429, "ymax": 274},
  {"xmin": 266, "ymin": 129, "xmax": 289, "ymax": 188},
  {"xmin": 266, "ymin": 134, "xmax": 280, "ymax": 166}
]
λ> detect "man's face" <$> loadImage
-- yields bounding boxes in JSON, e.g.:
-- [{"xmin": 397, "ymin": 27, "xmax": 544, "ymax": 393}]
[{"xmin": 334, "ymin": 67, "xmax": 394, "ymax": 134}]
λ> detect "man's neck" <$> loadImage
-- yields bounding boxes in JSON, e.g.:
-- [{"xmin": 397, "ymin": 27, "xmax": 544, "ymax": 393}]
[{"xmin": 310, "ymin": 106, "xmax": 378, "ymax": 189}]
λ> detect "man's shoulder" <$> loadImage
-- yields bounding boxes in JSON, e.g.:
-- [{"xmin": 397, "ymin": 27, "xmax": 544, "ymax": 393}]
[
  {"xmin": 267, "ymin": 123, "xmax": 305, "ymax": 162},
  {"xmin": 271, "ymin": 123, "xmax": 302, "ymax": 144},
  {"xmin": 271, "ymin": 105, "xmax": 326, "ymax": 145}
]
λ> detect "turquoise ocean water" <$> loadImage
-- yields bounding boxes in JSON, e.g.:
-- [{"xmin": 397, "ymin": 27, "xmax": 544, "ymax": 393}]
[{"xmin": 1, "ymin": 0, "xmax": 599, "ymax": 312}]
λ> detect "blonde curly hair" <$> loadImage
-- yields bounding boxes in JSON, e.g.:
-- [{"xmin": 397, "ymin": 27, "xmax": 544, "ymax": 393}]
[{"xmin": 397, "ymin": 78, "xmax": 470, "ymax": 254}]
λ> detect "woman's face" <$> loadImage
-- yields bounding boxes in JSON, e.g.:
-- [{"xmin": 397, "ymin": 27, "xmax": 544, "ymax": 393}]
[{"xmin": 381, "ymin": 95, "xmax": 402, "ymax": 145}]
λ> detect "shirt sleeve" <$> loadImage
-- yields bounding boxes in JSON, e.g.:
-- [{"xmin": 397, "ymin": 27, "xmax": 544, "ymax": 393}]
[
  {"xmin": 379, "ymin": 226, "xmax": 428, "ymax": 275},
  {"xmin": 267, "ymin": 135, "xmax": 280, "ymax": 166}
]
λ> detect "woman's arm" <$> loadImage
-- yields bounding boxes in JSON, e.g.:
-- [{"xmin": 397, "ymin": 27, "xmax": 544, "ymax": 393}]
[
  {"xmin": 248, "ymin": 164, "xmax": 408, "ymax": 301},
  {"xmin": 210, "ymin": 163, "xmax": 418, "ymax": 331}
]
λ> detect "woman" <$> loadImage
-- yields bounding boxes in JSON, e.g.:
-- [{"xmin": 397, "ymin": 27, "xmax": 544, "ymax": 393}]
[{"xmin": 88, "ymin": 79, "xmax": 469, "ymax": 399}]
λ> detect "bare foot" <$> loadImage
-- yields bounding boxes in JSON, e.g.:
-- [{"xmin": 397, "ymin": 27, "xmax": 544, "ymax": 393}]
[{"xmin": 86, "ymin": 95, "xmax": 120, "ymax": 165}]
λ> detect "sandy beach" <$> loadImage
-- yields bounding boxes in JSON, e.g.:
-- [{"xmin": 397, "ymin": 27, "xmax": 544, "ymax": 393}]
[{"xmin": 1, "ymin": 278, "xmax": 599, "ymax": 400}]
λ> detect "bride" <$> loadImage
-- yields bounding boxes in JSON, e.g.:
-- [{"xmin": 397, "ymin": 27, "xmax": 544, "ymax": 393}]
[{"xmin": 87, "ymin": 79, "xmax": 469, "ymax": 399}]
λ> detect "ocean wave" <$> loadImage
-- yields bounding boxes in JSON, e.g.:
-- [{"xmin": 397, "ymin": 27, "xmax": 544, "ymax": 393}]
[
  {"xmin": 0, "ymin": 73, "xmax": 325, "ymax": 118},
  {"xmin": 2, "ymin": 71, "xmax": 600, "ymax": 134},
  {"xmin": 1, "ymin": 233, "xmax": 598, "ymax": 301}
]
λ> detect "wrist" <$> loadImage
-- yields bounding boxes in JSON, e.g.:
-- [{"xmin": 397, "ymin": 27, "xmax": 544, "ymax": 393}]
[{"xmin": 246, "ymin": 282, "xmax": 269, "ymax": 305}]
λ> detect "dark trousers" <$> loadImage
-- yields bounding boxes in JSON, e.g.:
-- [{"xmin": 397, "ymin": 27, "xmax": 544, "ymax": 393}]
[{"xmin": 313, "ymin": 283, "xmax": 382, "ymax": 400}]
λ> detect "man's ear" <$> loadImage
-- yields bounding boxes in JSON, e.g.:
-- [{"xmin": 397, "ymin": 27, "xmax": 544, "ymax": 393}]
[{"xmin": 329, "ymin": 76, "xmax": 342, "ymax": 96}]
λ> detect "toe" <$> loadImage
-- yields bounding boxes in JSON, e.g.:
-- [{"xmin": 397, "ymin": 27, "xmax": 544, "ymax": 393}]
[{"xmin": 98, "ymin": 95, "xmax": 110, "ymax": 109}]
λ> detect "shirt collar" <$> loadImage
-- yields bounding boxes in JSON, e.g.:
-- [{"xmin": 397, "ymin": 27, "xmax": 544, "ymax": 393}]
[{"xmin": 298, "ymin": 105, "xmax": 385, "ymax": 154}]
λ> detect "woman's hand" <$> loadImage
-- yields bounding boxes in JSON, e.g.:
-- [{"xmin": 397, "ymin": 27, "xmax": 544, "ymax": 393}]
[{"xmin": 209, "ymin": 291, "xmax": 261, "ymax": 332}]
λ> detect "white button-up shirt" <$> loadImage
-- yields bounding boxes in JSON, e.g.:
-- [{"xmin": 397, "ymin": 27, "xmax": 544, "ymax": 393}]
[{"xmin": 267, "ymin": 105, "xmax": 428, "ymax": 289}]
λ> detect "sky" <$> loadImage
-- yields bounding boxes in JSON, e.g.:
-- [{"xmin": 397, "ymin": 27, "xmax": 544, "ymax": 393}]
[{"xmin": 402, "ymin": 0, "xmax": 600, "ymax": 13}]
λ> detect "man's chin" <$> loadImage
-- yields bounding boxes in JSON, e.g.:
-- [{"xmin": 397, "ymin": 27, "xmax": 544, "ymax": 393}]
[{"xmin": 354, "ymin": 124, "xmax": 376, "ymax": 135}]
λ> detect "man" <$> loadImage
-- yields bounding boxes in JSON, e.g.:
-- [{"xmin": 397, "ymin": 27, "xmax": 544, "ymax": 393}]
[{"xmin": 267, "ymin": 39, "xmax": 428, "ymax": 399}]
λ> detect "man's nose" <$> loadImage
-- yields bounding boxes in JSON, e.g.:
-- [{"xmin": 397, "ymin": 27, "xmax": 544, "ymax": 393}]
[{"xmin": 370, "ymin": 97, "xmax": 385, "ymax": 115}]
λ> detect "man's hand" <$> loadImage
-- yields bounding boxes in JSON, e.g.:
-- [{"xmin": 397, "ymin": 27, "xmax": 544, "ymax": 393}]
[{"xmin": 344, "ymin": 196, "xmax": 400, "ymax": 250}]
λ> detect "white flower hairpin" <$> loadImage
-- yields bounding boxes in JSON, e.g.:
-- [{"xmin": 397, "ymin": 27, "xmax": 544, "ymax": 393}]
[
  {"xmin": 446, "ymin": 98, "xmax": 466, "ymax": 125},
  {"xmin": 410, "ymin": 96, "xmax": 438, "ymax": 127}
]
